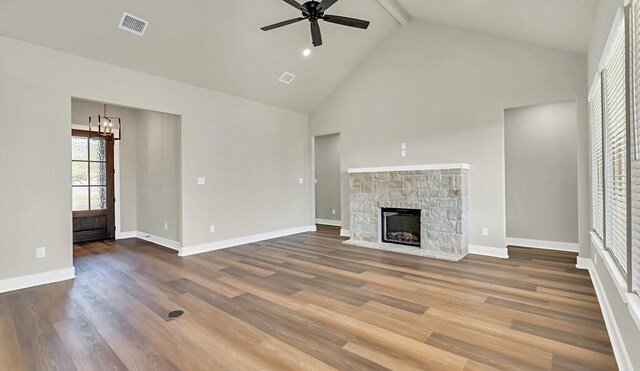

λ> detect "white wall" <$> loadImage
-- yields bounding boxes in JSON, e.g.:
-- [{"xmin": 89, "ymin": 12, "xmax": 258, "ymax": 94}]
[
  {"xmin": 136, "ymin": 110, "xmax": 181, "ymax": 242},
  {"xmin": 0, "ymin": 35, "xmax": 309, "ymax": 281},
  {"xmin": 309, "ymin": 20, "xmax": 589, "ymax": 254},
  {"xmin": 505, "ymin": 101, "xmax": 578, "ymax": 244},
  {"xmin": 588, "ymin": 0, "xmax": 623, "ymax": 82},
  {"xmin": 315, "ymin": 133, "xmax": 341, "ymax": 222}
]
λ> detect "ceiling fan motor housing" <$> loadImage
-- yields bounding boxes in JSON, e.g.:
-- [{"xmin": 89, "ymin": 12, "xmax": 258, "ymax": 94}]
[
  {"xmin": 303, "ymin": 1, "xmax": 324, "ymax": 20},
  {"xmin": 261, "ymin": 0, "xmax": 370, "ymax": 47}
]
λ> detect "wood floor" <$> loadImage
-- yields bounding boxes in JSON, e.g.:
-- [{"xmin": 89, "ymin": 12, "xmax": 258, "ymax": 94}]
[{"xmin": 0, "ymin": 225, "xmax": 617, "ymax": 370}]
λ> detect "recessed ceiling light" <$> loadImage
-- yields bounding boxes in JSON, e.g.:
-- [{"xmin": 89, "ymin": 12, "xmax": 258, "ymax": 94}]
[{"xmin": 303, "ymin": 48, "xmax": 311, "ymax": 57}]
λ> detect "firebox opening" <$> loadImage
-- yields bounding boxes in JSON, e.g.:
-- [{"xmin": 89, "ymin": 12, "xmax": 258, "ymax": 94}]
[{"xmin": 381, "ymin": 208, "xmax": 421, "ymax": 247}]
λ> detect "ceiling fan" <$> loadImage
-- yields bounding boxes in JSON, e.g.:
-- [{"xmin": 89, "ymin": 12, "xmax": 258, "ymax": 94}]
[{"xmin": 261, "ymin": 0, "xmax": 370, "ymax": 47}]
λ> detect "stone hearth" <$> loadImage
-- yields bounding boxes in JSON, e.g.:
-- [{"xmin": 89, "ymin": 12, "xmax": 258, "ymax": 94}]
[{"xmin": 344, "ymin": 164, "xmax": 469, "ymax": 261}]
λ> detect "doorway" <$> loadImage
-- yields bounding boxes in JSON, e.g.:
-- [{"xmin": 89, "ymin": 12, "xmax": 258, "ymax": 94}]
[
  {"xmin": 71, "ymin": 98, "xmax": 182, "ymax": 250},
  {"xmin": 71, "ymin": 130, "xmax": 115, "ymax": 243},
  {"xmin": 314, "ymin": 133, "xmax": 341, "ymax": 227},
  {"xmin": 504, "ymin": 100, "xmax": 578, "ymax": 251}
]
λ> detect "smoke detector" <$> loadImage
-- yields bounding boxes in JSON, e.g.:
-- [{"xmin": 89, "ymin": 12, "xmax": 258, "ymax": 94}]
[
  {"xmin": 279, "ymin": 72, "xmax": 296, "ymax": 85},
  {"xmin": 118, "ymin": 12, "xmax": 149, "ymax": 36}
]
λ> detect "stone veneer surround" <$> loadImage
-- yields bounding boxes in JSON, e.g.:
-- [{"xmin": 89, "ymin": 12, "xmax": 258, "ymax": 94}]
[{"xmin": 345, "ymin": 164, "xmax": 469, "ymax": 261}]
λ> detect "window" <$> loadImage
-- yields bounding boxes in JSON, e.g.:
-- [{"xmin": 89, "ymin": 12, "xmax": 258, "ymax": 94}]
[
  {"xmin": 632, "ymin": 0, "xmax": 640, "ymax": 294},
  {"xmin": 71, "ymin": 135, "xmax": 108, "ymax": 211},
  {"xmin": 593, "ymin": 1, "xmax": 640, "ymax": 296},
  {"xmin": 603, "ymin": 24, "xmax": 628, "ymax": 272},
  {"xmin": 591, "ymin": 82, "xmax": 605, "ymax": 239}
]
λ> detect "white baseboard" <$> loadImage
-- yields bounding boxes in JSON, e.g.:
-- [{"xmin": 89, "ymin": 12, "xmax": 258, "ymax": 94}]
[
  {"xmin": 0, "ymin": 267, "xmax": 76, "ymax": 294},
  {"xmin": 136, "ymin": 231, "xmax": 181, "ymax": 251},
  {"xmin": 576, "ymin": 256, "xmax": 591, "ymax": 270},
  {"xmin": 469, "ymin": 244, "xmax": 509, "ymax": 259},
  {"xmin": 578, "ymin": 258, "xmax": 633, "ymax": 371},
  {"xmin": 116, "ymin": 231, "xmax": 137, "ymax": 239},
  {"xmin": 180, "ymin": 225, "xmax": 316, "ymax": 257},
  {"xmin": 340, "ymin": 229, "xmax": 351, "ymax": 238},
  {"xmin": 315, "ymin": 219, "xmax": 342, "ymax": 227},
  {"xmin": 506, "ymin": 237, "xmax": 579, "ymax": 252}
]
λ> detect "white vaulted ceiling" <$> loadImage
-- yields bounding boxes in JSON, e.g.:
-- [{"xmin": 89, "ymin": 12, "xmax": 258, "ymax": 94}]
[
  {"xmin": 396, "ymin": 0, "xmax": 598, "ymax": 53},
  {"xmin": 0, "ymin": 0, "xmax": 398, "ymax": 113},
  {"xmin": 0, "ymin": 0, "xmax": 597, "ymax": 113}
]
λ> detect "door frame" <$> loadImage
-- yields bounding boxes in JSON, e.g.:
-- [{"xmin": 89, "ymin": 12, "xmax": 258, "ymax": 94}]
[
  {"xmin": 71, "ymin": 124, "xmax": 129, "ymax": 239},
  {"xmin": 71, "ymin": 129, "xmax": 116, "ymax": 242}
]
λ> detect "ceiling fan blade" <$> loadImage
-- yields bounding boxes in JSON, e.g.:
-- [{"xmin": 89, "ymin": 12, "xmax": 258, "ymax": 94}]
[
  {"xmin": 282, "ymin": 0, "xmax": 308, "ymax": 13},
  {"xmin": 261, "ymin": 18, "xmax": 305, "ymax": 31},
  {"xmin": 318, "ymin": 0, "xmax": 339, "ymax": 12},
  {"xmin": 310, "ymin": 20, "xmax": 323, "ymax": 47},
  {"xmin": 322, "ymin": 15, "xmax": 370, "ymax": 29}
]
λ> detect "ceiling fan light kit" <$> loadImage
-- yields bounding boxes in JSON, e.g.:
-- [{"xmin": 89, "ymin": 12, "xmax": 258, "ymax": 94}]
[{"xmin": 261, "ymin": 0, "xmax": 370, "ymax": 47}]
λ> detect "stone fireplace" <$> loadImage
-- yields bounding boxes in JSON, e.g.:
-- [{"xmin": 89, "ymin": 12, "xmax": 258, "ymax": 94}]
[{"xmin": 344, "ymin": 164, "xmax": 469, "ymax": 261}]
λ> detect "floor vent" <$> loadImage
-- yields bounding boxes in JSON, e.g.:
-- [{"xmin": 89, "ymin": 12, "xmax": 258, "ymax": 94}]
[
  {"xmin": 279, "ymin": 72, "xmax": 296, "ymax": 85},
  {"xmin": 119, "ymin": 12, "xmax": 149, "ymax": 36},
  {"xmin": 168, "ymin": 310, "xmax": 184, "ymax": 319}
]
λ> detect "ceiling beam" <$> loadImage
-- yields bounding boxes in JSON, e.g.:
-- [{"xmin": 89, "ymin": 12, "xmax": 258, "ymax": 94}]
[{"xmin": 375, "ymin": 0, "xmax": 410, "ymax": 26}]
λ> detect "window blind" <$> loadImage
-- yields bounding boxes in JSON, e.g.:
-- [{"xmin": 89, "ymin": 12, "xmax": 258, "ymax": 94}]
[
  {"xmin": 603, "ymin": 24, "xmax": 628, "ymax": 272},
  {"xmin": 592, "ymin": 82, "xmax": 605, "ymax": 239},
  {"xmin": 632, "ymin": 0, "xmax": 640, "ymax": 293}
]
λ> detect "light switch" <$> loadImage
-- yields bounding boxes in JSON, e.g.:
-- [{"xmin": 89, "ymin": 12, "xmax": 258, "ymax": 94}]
[
  {"xmin": 36, "ymin": 247, "xmax": 46, "ymax": 259},
  {"xmin": 210, "ymin": 225, "xmax": 215, "ymax": 233},
  {"xmin": 299, "ymin": 178, "xmax": 304, "ymax": 184},
  {"xmin": 401, "ymin": 149, "xmax": 407, "ymax": 158},
  {"xmin": 401, "ymin": 143, "xmax": 406, "ymax": 150},
  {"xmin": 482, "ymin": 228, "xmax": 489, "ymax": 236},
  {"xmin": 197, "ymin": 177, "xmax": 206, "ymax": 185}
]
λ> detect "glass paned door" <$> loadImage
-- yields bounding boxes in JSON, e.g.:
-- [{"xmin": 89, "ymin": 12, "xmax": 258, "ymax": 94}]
[{"xmin": 71, "ymin": 130, "xmax": 115, "ymax": 243}]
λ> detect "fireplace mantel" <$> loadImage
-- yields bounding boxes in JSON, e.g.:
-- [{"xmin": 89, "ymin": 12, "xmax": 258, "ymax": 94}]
[{"xmin": 348, "ymin": 163, "xmax": 470, "ymax": 174}]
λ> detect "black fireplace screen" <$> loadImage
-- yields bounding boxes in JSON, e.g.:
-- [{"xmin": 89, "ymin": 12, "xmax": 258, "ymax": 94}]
[{"xmin": 381, "ymin": 208, "xmax": 421, "ymax": 247}]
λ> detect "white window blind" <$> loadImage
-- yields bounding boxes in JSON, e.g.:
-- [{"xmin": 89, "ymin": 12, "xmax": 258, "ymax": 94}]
[
  {"xmin": 592, "ymin": 82, "xmax": 605, "ymax": 239},
  {"xmin": 632, "ymin": 0, "xmax": 640, "ymax": 293},
  {"xmin": 603, "ymin": 24, "xmax": 628, "ymax": 272}
]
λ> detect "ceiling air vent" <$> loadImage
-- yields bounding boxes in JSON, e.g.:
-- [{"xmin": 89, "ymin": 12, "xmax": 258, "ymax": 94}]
[
  {"xmin": 118, "ymin": 12, "xmax": 149, "ymax": 36},
  {"xmin": 279, "ymin": 72, "xmax": 296, "ymax": 85}
]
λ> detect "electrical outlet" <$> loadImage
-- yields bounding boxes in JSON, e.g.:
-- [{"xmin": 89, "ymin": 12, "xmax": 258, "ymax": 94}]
[
  {"xmin": 401, "ymin": 143, "xmax": 406, "ymax": 150},
  {"xmin": 210, "ymin": 225, "xmax": 215, "ymax": 233},
  {"xmin": 401, "ymin": 149, "xmax": 407, "ymax": 158},
  {"xmin": 197, "ymin": 177, "xmax": 206, "ymax": 185},
  {"xmin": 36, "ymin": 247, "xmax": 46, "ymax": 259},
  {"xmin": 332, "ymin": 209, "xmax": 336, "ymax": 215},
  {"xmin": 481, "ymin": 228, "xmax": 489, "ymax": 236},
  {"xmin": 299, "ymin": 178, "xmax": 304, "ymax": 184},
  {"xmin": 164, "ymin": 222, "xmax": 168, "ymax": 231}
]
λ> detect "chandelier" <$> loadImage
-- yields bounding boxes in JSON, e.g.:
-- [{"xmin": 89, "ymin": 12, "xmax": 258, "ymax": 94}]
[{"xmin": 88, "ymin": 104, "xmax": 122, "ymax": 141}]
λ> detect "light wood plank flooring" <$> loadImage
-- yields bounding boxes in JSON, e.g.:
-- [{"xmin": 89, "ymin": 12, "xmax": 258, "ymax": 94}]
[{"xmin": 0, "ymin": 225, "xmax": 617, "ymax": 370}]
